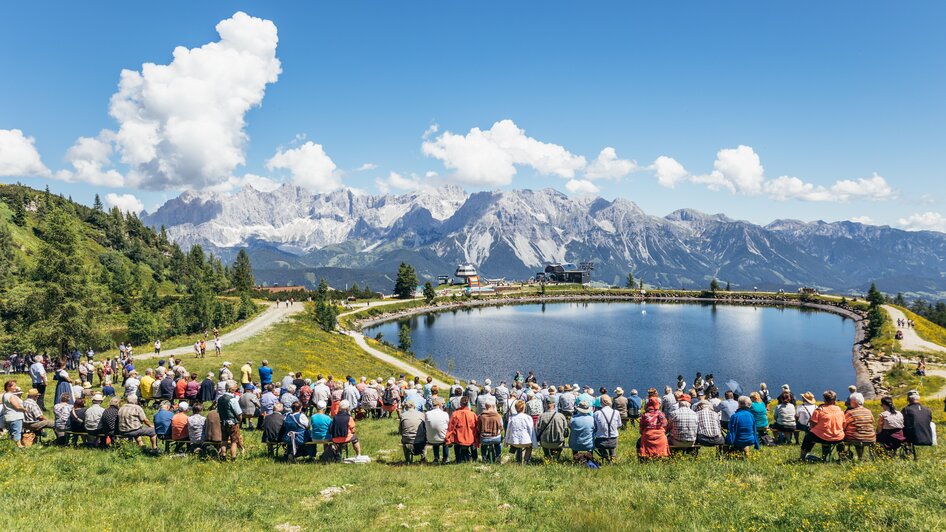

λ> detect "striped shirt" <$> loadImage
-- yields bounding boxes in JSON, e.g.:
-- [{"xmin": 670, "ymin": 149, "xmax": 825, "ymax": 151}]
[{"xmin": 843, "ymin": 406, "xmax": 876, "ymax": 442}]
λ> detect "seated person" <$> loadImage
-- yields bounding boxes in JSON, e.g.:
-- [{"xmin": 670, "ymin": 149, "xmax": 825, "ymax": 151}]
[
  {"xmin": 901, "ymin": 390, "xmax": 934, "ymax": 446},
  {"xmin": 170, "ymin": 402, "xmax": 190, "ymax": 452},
  {"xmin": 667, "ymin": 398, "xmax": 697, "ymax": 447},
  {"xmin": 799, "ymin": 391, "xmax": 844, "ymax": 460},
  {"xmin": 153, "ymin": 401, "xmax": 174, "ymax": 440},
  {"xmin": 724, "ymin": 396, "xmax": 760, "ymax": 457},
  {"xmin": 309, "ymin": 401, "xmax": 332, "ymax": 442},
  {"xmin": 398, "ymin": 399, "xmax": 426, "ymax": 463},
  {"xmin": 261, "ymin": 402, "xmax": 286, "ymax": 446},
  {"xmin": 875, "ymin": 396, "xmax": 905, "ymax": 451},
  {"xmin": 187, "ymin": 404, "xmax": 206, "ymax": 447},
  {"xmin": 328, "ymin": 400, "xmax": 363, "ymax": 457},
  {"xmin": 117, "ymin": 395, "xmax": 157, "ymax": 450},
  {"xmin": 694, "ymin": 400, "xmax": 725, "ymax": 446},
  {"xmin": 842, "ymin": 392, "xmax": 875, "ymax": 459},
  {"xmin": 68, "ymin": 397, "xmax": 88, "ymax": 446},
  {"xmin": 771, "ymin": 392, "xmax": 797, "ymax": 443},
  {"xmin": 282, "ymin": 401, "xmax": 311, "ymax": 457}
]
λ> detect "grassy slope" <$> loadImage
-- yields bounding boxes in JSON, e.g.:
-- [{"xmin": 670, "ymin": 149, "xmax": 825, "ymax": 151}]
[{"xmin": 3, "ymin": 316, "xmax": 945, "ymax": 530}]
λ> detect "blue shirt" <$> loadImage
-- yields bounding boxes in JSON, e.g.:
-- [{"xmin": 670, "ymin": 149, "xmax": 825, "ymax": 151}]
[
  {"xmin": 627, "ymin": 394, "xmax": 643, "ymax": 415},
  {"xmin": 260, "ymin": 391, "xmax": 277, "ymax": 415},
  {"xmin": 282, "ymin": 412, "xmax": 309, "ymax": 445},
  {"xmin": 716, "ymin": 399, "xmax": 739, "ymax": 422},
  {"xmin": 310, "ymin": 413, "xmax": 332, "ymax": 441},
  {"xmin": 568, "ymin": 412, "xmax": 595, "ymax": 451},
  {"xmin": 153, "ymin": 409, "xmax": 174, "ymax": 437},
  {"xmin": 724, "ymin": 409, "xmax": 760, "ymax": 450},
  {"xmin": 258, "ymin": 366, "xmax": 273, "ymax": 385}
]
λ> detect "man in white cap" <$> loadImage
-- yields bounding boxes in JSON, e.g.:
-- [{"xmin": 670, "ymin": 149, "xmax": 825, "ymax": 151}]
[{"xmin": 84, "ymin": 393, "xmax": 106, "ymax": 446}]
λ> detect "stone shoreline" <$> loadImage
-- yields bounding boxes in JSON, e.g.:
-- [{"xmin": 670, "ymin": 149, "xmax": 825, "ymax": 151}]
[{"xmin": 352, "ymin": 293, "xmax": 881, "ymax": 399}]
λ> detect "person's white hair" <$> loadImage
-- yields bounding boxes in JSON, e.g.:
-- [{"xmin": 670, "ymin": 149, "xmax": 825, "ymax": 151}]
[
  {"xmin": 403, "ymin": 399, "xmax": 415, "ymax": 409},
  {"xmin": 339, "ymin": 400, "xmax": 350, "ymax": 411},
  {"xmin": 288, "ymin": 384, "xmax": 296, "ymax": 393},
  {"xmin": 126, "ymin": 395, "xmax": 138, "ymax": 404},
  {"xmin": 737, "ymin": 396, "xmax": 752, "ymax": 408},
  {"xmin": 849, "ymin": 392, "xmax": 864, "ymax": 406}
]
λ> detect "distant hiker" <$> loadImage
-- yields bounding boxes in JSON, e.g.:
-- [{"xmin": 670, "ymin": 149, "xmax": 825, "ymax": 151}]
[{"xmin": 153, "ymin": 339, "xmax": 161, "ymax": 355}]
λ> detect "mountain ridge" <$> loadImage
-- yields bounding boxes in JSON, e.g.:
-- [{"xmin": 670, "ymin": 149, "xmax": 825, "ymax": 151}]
[{"xmin": 143, "ymin": 185, "xmax": 946, "ymax": 297}]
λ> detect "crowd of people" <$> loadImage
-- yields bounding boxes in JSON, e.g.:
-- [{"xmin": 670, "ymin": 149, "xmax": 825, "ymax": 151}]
[{"xmin": 1, "ymin": 360, "xmax": 941, "ymax": 466}]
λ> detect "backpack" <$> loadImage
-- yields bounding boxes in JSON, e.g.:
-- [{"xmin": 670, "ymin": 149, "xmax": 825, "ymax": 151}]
[{"xmin": 382, "ymin": 387, "xmax": 397, "ymax": 406}]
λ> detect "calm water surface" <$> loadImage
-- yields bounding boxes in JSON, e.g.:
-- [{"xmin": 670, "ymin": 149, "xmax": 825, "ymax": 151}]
[{"xmin": 365, "ymin": 302, "xmax": 856, "ymax": 394}]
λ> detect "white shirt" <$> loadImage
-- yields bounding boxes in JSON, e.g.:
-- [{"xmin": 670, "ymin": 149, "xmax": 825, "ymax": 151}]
[
  {"xmin": 504, "ymin": 413, "xmax": 536, "ymax": 446},
  {"xmin": 30, "ymin": 362, "xmax": 46, "ymax": 383},
  {"xmin": 796, "ymin": 403, "xmax": 816, "ymax": 426},
  {"xmin": 424, "ymin": 408, "xmax": 450, "ymax": 444}
]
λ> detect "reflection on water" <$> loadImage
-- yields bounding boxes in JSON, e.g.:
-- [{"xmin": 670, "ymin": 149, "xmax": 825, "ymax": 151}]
[{"xmin": 366, "ymin": 302, "xmax": 855, "ymax": 393}]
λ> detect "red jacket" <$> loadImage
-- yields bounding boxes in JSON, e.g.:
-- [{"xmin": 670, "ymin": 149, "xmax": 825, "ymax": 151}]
[{"xmin": 445, "ymin": 407, "xmax": 478, "ymax": 446}]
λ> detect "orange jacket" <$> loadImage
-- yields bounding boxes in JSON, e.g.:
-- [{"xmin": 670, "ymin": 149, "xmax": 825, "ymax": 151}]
[{"xmin": 445, "ymin": 407, "xmax": 478, "ymax": 446}]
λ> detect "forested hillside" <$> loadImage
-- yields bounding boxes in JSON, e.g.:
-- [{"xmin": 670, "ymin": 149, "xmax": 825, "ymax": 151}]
[{"xmin": 0, "ymin": 184, "xmax": 257, "ymax": 354}]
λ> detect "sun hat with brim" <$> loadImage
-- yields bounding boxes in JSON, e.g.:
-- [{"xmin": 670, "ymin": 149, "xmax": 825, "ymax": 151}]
[
  {"xmin": 27, "ymin": 388, "xmax": 39, "ymax": 397},
  {"xmin": 614, "ymin": 387, "xmax": 624, "ymax": 396},
  {"xmin": 801, "ymin": 392, "xmax": 816, "ymax": 404},
  {"xmin": 576, "ymin": 399, "xmax": 593, "ymax": 414}
]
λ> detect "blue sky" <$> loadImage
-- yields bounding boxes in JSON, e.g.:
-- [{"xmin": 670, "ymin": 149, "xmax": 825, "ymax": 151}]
[{"xmin": 1, "ymin": 2, "xmax": 944, "ymax": 230}]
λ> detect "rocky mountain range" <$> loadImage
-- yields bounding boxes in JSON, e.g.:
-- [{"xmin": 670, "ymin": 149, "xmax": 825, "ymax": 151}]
[{"xmin": 142, "ymin": 184, "xmax": 946, "ymax": 297}]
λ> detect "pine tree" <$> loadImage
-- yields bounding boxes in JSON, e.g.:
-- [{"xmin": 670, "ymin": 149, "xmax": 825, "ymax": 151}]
[
  {"xmin": 230, "ymin": 248, "xmax": 254, "ymax": 292},
  {"xmin": 866, "ymin": 282, "xmax": 885, "ymax": 308},
  {"xmin": 12, "ymin": 195, "xmax": 26, "ymax": 226},
  {"xmin": 423, "ymin": 281, "xmax": 437, "ymax": 304},
  {"xmin": 725, "ymin": 281, "xmax": 731, "ymax": 292},
  {"xmin": 394, "ymin": 262, "xmax": 418, "ymax": 299},
  {"xmin": 625, "ymin": 273, "xmax": 635, "ymax": 289},
  {"xmin": 709, "ymin": 278, "xmax": 720, "ymax": 293},
  {"xmin": 93, "ymin": 194, "xmax": 104, "ymax": 212},
  {"xmin": 398, "ymin": 322, "xmax": 412, "ymax": 353}
]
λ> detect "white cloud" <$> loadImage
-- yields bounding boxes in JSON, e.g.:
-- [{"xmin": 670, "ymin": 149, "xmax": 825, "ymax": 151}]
[
  {"xmin": 584, "ymin": 147, "xmax": 637, "ymax": 180},
  {"xmin": 848, "ymin": 216, "xmax": 874, "ymax": 224},
  {"xmin": 354, "ymin": 163, "xmax": 377, "ymax": 172},
  {"xmin": 0, "ymin": 129, "xmax": 51, "ymax": 177},
  {"xmin": 55, "ymin": 130, "xmax": 124, "ymax": 187},
  {"xmin": 565, "ymin": 179, "xmax": 600, "ymax": 195},
  {"xmin": 265, "ymin": 141, "xmax": 340, "ymax": 193},
  {"xmin": 421, "ymin": 119, "xmax": 586, "ymax": 186},
  {"xmin": 104, "ymin": 193, "xmax": 144, "ymax": 214},
  {"xmin": 897, "ymin": 212, "xmax": 946, "ymax": 233},
  {"xmin": 205, "ymin": 173, "xmax": 282, "ymax": 193},
  {"xmin": 376, "ymin": 171, "xmax": 428, "ymax": 194},
  {"xmin": 108, "ymin": 11, "xmax": 281, "ymax": 190},
  {"xmin": 692, "ymin": 145, "xmax": 765, "ymax": 194},
  {"xmin": 651, "ymin": 155, "xmax": 688, "ymax": 188},
  {"xmin": 763, "ymin": 173, "xmax": 894, "ymax": 202},
  {"xmin": 422, "ymin": 123, "xmax": 439, "ymax": 140}
]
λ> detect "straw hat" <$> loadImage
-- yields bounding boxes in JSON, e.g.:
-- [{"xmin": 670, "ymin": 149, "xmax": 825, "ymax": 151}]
[
  {"xmin": 614, "ymin": 387, "xmax": 624, "ymax": 396},
  {"xmin": 801, "ymin": 392, "xmax": 816, "ymax": 404},
  {"xmin": 576, "ymin": 399, "xmax": 593, "ymax": 414}
]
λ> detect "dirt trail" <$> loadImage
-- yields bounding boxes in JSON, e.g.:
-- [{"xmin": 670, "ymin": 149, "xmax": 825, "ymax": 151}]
[{"xmin": 883, "ymin": 305, "xmax": 946, "ymax": 353}]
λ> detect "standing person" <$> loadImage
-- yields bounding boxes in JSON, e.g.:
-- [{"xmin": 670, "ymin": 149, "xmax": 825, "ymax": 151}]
[
  {"xmin": 29, "ymin": 358, "xmax": 47, "ymax": 411},
  {"xmin": 612, "ymin": 388, "xmax": 629, "ymax": 429},
  {"xmin": 505, "ymin": 400, "xmax": 536, "ymax": 464},
  {"xmin": 214, "ymin": 337, "xmax": 222, "ymax": 357},
  {"xmin": 2, "ymin": 381, "xmax": 26, "ymax": 448},
  {"xmin": 445, "ymin": 396, "xmax": 478, "ymax": 462},
  {"xmin": 593, "ymin": 395, "xmax": 621, "ymax": 462},
  {"xmin": 258, "ymin": 360, "xmax": 273, "ymax": 387},
  {"xmin": 239, "ymin": 386, "xmax": 261, "ymax": 431},
  {"xmin": 536, "ymin": 396, "xmax": 568, "ymax": 460},
  {"xmin": 240, "ymin": 361, "xmax": 253, "ymax": 392},
  {"xmin": 52, "ymin": 362, "xmax": 72, "ymax": 405},
  {"xmin": 154, "ymin": 339, "xmax": 161, "ymax": 355},
  {"xmin": 216, "ymin": 382, "xmax": 244, "ymax": 459},
  {"xmin": 194, "ymin": 341, "xmax": 201, "ymax": 358},
  {"xmin": 200, "ymin": 339, "xmax": 207, "ymax": 358},
  {"xmin": 424, "ymin": 397, "xmax": 451, "ymax": 464}
]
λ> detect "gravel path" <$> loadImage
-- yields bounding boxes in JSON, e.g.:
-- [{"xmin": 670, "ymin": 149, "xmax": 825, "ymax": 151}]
[
  {"xmin": 134, "ymin": 302, "xmax": 305, "ymax": 361},
  {"xmin": 883, "ymin": 305, "xmax": 946, "ymax": 353}
]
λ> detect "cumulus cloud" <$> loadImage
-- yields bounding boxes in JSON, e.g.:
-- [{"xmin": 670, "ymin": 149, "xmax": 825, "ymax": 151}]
[
  {"xmin": 55, "ymin": 130, "xmax": 124, "ymax": 187},
  {"xmin": 584, "ymin": 147, "xmax": 637, "ymax": 180},
  {"xmin": 205, "ymin": 173, "xmax": 282, "ymax": 193},
  {"xmin": 104, "ymin": 193, "xmax": 144, "ymax": 214},
  {"xmin": 651, "ymin": 156, "xmax": 688, "ymax": 188},
  {"xmin": 897, "ymin": 212, "xmax": 946, "ymax": 233},
  {"xmin": 0, "ymin": 129, "xmax": 51, "ymax": 177},
  {"xmin": 421, "ymin": 119, "xmax": 587, "ymax": 186},
  {"xmin": 108, "ymin": 11, "xmax": 281, "ymax": 190},
  {"xmin": 692, "ymin": 145, "xmax": 765, "ymax": 194},
  {"xmin": 265, "ymin": 141, "xmax": 340, "ymax": 193},
  {"xmin": 653, "ymin": 145, "xmax": 894, "ymax": 203},
  {"xmin": 375, "ymin": 171, "xmax": 428, "ymax": 194},
  {"xmin": 848, "ymin": 216, "xmax": 874, "ymax": 224},
  {"xmin": 354, "ymin": 163, "xmax": 377, "ymax": 172},
  {"xmin": 565, "ymin": 179, "xmax": 600, "ymax": 195}
]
